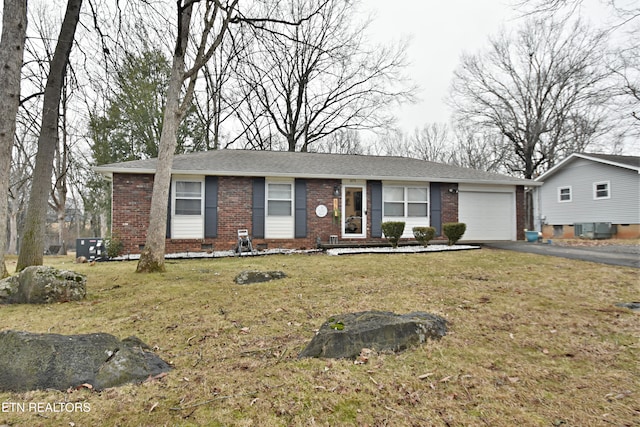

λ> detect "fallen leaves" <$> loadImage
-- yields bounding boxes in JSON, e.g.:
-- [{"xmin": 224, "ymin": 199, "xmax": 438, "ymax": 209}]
[{"xmin": 354, "ymin": 348, "xmax": 374, "ymax": 365}]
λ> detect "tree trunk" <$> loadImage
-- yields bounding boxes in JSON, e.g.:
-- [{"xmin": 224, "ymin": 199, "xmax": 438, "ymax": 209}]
[
  {"xmin": 16, "ymin": 0, "xmax": 82, "ymax": 272},
  {"xmin": 136, "ymin": 3, "xmax": 193, "ymax": 273},
  {"xmin": 0, "ymin": 0, "xmax": 27, "ymax": 278},
  {"xmin": 100, "ymin": 212, "xmax": 108, "ymax": 239},
  {"xmin": 8, "ymin": 207, "xmax": 18, "ymax": 254}
]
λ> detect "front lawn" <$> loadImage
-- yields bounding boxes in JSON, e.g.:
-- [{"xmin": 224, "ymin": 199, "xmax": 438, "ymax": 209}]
[{"xmin": 0, "ymin": 249, "xmax": 637, "ymax": 426}]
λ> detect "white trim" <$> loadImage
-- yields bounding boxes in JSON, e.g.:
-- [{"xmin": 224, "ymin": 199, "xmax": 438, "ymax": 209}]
[
  {"xmin": 382, "ymin": 185, "xmax": 429, "ymax": 218},
  {"xmin": 341, "ymin": 181, "xmax": 367, "ymax": 239},
  {"xmin": 593, "ymin": 180, "xmax": 611, "ymax": 200},
  {"xmin": 171, "ymin": 176, "xmax": 204, "ymax": 239},
  {"xmin": 265, "ymin": 178, "xmax": 294, "ymax": 238},
  {"xmin": 557, "ymin": 186, "xmax": 572, "ymax": 203}
]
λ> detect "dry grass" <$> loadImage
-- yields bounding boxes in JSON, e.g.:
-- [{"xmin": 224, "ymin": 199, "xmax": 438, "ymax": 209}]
[{"xmin": 0, "ymin": 249, "xmax": 638, "ymax": 427}]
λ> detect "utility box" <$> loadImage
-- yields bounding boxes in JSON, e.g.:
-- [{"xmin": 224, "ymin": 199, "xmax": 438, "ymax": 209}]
[{"xmin": 76, "ymin": 238, "xmax": 105, "ymax": 261}]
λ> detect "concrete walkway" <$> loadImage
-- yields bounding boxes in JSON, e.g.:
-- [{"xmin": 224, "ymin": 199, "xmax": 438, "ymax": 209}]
[{"xmin": 483, "ymin": 241, "xmax": 640, "ymax": 269}]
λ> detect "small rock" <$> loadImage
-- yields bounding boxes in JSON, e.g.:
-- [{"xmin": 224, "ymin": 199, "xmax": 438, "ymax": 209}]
[
  {"xmin": 234, "ymin": 270, "xmax": 287, "ymax": 285},
  {"xmin": 0, "ymin": 266, "xmax": 86, "ymax": 304},
  {"xmin": 615, "ymin": 302, "xmax": 640, "ymax": 311},
  {"xmin": 0, "ymin": 331, "xmax": 171, "ymax": 392},
  {"xmin": 299, "ymin": 310, "xmax": 447, "ymax": 359}
]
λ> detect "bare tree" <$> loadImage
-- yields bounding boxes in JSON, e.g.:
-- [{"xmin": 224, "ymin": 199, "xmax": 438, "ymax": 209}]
[
  {"xmin": 16, "ymin": 0, "xmax": 83, "ymax": 272},
  {"xmin": 408, "ymin": 123, "xmax": 454, "ymax": 163},
  {"xmin": 135, "ymin": 0, "xmax": 336, "ymax": 272},
  {"xmin": 234, "ymin": 0, "xmax": 415, "ymax": 152},
  {"xmin": 0, "ymin": 0, "xmax": 27, "ymax": 277},
  {"xmin": 516, "ymin": 0, "xmax": 639, "ymax": 23},
  {"xmin": 312, "ymin": 129, "xmax": 366, "ymax": 155},
  {"xmin": 515, "ymin": 0, "xmax": 640, "ymax": 143},
  {"xmin": 192, "ymin": 35, "xmax": 244, "ymax": 150},
  {"xmin": 8, "ymin": 137, "xmax": 34, "ymax": 255},
  {"xmin": 613, "ymin": 45, "xmax": 640, "ymax": 134},
  {"xmin": 449, "ymin": 18, "xmax": 613, "ymax": 180},
  {"xmin": 136, "ymin": 0, "xmax": 239, "ymax": 273},
  {"xmin": 450, "ymin": 127, "xmax": 510, "ymax": 173}
]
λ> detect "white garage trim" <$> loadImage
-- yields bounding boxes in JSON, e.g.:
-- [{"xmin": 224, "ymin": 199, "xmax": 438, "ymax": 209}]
[{"xmin": 458, "ymin": 185, "xmax": 516, "ymax": 241}]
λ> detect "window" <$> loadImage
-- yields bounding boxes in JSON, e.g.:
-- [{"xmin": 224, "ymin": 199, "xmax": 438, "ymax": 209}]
[
  {"xmin": 383, "ymin": 187, "xmax": 404, "ymax": 216},
  {"xmin": 558, "ymin": 186, "xmax": 572, "ymax": 202},
  {"xmin": 175, "ymin": 181, "xmax": 202, "ymax": 215},
  {"xmin": 267, "ymin": 183, "xmax": 292, "ymax": 216},
  {"xmin": 593, "ymin": 181, "xmax": 610, "ymax": 200},
  {"xmin": 383, "ymin": 186, "xmax": 428, "ymax": 217}
]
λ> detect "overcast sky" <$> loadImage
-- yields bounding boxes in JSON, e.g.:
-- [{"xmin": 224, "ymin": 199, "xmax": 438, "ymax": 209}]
[{"xmin": 365, "ymin": 0, "xmax": 616, "ymax": 136}]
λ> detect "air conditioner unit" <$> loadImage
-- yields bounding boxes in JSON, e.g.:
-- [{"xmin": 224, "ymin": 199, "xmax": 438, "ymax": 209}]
[
  {"xmin": 574, "ymin": 222, "xmax": 594, "ymax": 239},
  {"xmin": 574, "ymin": 222, "xmax": 614, "ymax": 240},
  {"xmin": 593, "ymin": 222, "xmax": 614, "ymax": 239}
]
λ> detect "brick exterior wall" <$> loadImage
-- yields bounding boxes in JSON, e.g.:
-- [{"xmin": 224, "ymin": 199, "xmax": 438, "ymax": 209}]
[
  {"xmin": 111, "ymin": 174, "xmax": 523, "ymax": 254},
  {"xmin": 441, "ymin": 183, "xmax": 459, "ymax": 226},
  {"xmin": 112, "ymin": 174, "xmax": 347, "ymax": 254},
  {"xmin": 516, "ymin": 186, "xmax": 525, "ymax": 241},
  {"xmin": 217, "ymin": 177, "xmax": 253, "ymax": 248},
  {"xmin": 112, "ymin": 173, "xmax": 154, "ymax": 255},
  {"xmin": 305, "ymin": 179, "xmax": 343, "ymax": 246}
]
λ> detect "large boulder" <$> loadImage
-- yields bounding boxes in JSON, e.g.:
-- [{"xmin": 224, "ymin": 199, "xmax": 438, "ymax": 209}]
[
  {"xmin": 234, "ymin": 270, "xmax": 287, "ymax": 285},
  {"xmin": 0, "ymin": 331, "xmax": 172, "ymax": 392},
  {"xmin": 0, "ymin": 266, "xmax": 86, "ymax": 304},
  {"xmin": 299, "ymin": 311, "xmax": 447, "ymax": 359}
]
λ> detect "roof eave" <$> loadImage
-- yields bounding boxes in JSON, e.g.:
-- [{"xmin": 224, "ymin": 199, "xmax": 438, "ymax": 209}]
[
  {"xmin": 95, "ymin": 166, "xmax": 536, "ymax": 186},
  {"xmin": 536, "ymin": 153, "xmax": 640, "ymax": 181}
]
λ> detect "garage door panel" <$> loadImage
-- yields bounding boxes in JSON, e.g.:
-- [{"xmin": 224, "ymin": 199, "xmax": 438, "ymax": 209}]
[{"xmin": 459, "ymin": 191, "xmax": 514, "ymax": 241}]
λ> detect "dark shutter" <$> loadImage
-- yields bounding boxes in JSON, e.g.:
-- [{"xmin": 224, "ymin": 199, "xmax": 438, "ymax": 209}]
[
  {"xmin": 430, "ymin": 182, "xmax": 442, "ymax": 236},
  {"xmin": 166, "ymin": 181, "xmax": 172, "ymax": 238},
  {"xmin": 204, "ymin": 176, "xmax": 218, "ymax": 238},
  {"xmin": 370, "ymin": 180, "xmax": 383, "ymax": 238},
  {"xmin": 295, "ymin": 179, "xmax": 307, "ymax": 238},
  {"xmin": 252, "ymin": 177, "xmax": 265, "ymax": 238}
]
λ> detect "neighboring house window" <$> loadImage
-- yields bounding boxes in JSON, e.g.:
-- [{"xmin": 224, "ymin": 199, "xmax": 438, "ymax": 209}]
[
  {"xmin": 383, "ymin": 186, "xmax": 428, "ymax": 217},
  {"xmin": 175, "ymin": 181, "xmax": 202, "ymax": 215},
  {"xmin": 267, "ymin": 183, "xmax": 293, "ymax": 216},
  {"xmin": 593, "ymin": 181, "xmax": 610, "ymax": 200},
  {"xmin": 558, "ymin": 186, "xmax": 572, "ymax": 202}
]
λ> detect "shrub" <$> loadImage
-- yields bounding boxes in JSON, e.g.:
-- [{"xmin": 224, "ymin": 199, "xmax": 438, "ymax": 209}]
[
  {"xmin": 443, "ymin": 222, "xmax": 466, "ymax": 246},
  {"xmin": 105, "ymin": 235, "xmax": 124, "ymax": 258},
  {"xmin": 412, "ymin": 226, "xmax": 436, "ymax": 247},
  {"xmin": 381, "ymin": 221, "xmax": 405, "ymax": 248}
]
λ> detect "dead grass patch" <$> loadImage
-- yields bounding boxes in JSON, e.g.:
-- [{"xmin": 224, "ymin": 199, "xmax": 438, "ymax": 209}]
[{"xmin": 0, "ymin": 250, "xmax": 638, "ymax": 426}]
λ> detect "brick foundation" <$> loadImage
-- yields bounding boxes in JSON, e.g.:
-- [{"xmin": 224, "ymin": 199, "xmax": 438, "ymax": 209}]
[{"xmin": 541, "ymin": 223, "xmax": 639, "ymax": 240}]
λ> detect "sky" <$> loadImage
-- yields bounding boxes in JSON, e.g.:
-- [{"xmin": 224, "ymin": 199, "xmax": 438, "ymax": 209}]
[
  {"xmin": 364, "ymin": 0, "xmax": 618, "ymax": 136},
  {"xmin": 365, "ymin": 0, "xmax": 523, "ymax": 133}
]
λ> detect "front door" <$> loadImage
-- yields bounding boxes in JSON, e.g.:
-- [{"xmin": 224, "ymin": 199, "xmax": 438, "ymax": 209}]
[{"xmin": 342, "ymin": 184, "xmax": 366, "ymax": 238}]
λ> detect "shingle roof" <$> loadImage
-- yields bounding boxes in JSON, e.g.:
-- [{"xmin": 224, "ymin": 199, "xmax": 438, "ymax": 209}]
[
  {"xmin": 579, "ymin": 153, "xmax": 640, "ymax": 169},
  {"xmin": 94, "ymin": 149, "xmax": 537, "ymax": 186},
  {"xmin": 535, "ymin": 152, "xmax": 640, "ymax": 181}
]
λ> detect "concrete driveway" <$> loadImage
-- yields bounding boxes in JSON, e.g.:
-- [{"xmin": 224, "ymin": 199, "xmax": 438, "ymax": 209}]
[{"xmin": 483, "ymin": 241, "xmax": 640, "ymax": 269}]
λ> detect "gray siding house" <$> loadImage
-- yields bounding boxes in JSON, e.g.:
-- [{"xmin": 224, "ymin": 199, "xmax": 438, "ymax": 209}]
[{"xmin": 534, "ymin": 153, "xmax": 640, "ymax": 239}]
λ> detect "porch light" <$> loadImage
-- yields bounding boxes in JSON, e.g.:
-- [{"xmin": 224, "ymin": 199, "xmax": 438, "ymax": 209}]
[{"xmin": 333, "ymin": 185, "xmax": 340, "ymax": 197}]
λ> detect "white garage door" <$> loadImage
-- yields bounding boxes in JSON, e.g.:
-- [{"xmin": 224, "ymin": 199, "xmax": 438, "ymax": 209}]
[{"xmin": 458, "ymin": 189, "xmax": 515, "ymax": 241}]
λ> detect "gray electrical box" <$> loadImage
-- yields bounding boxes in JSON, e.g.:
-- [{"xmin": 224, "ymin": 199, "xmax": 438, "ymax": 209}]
[{"xmin": 76, "ymin": 238, "xmax": 105, "ymax": 260}]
